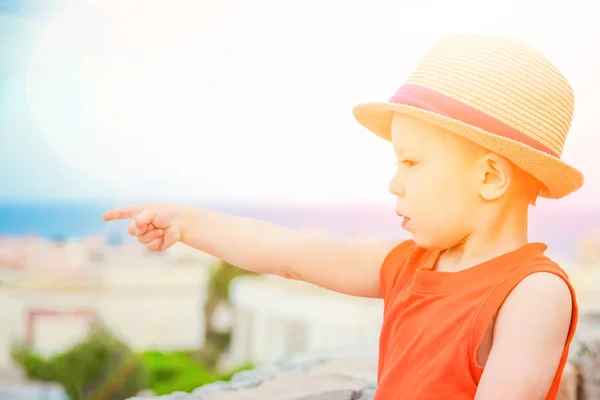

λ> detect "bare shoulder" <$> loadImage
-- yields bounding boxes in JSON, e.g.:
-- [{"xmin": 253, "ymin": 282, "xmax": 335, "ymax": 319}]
[
  {"xmin": 496, "ymin": 271, "xmax": 573, "ymax": 340},
  {"xmin": 501, "ymin": 271, "xmax": 573, "ymax": 318},
  {"xmin": 476, "ymin": 271, "xmax": 574, "ymax": 398}
]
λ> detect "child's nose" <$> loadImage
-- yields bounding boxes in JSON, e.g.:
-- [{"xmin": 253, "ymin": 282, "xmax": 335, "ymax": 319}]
[{"xmin": 388, "ymin": 172, "xmax": 405, "ymax": 197}]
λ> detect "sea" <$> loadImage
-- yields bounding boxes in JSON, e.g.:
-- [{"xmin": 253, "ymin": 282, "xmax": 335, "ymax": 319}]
[{"xmin": 0, "ymin": 201, "xmax": 599, "ymax": 264}]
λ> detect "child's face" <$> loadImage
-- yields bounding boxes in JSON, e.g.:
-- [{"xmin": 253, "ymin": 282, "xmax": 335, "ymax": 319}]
[{"xmin": 389, "ymin": 114, "xmax": 485, "ymax": 249}]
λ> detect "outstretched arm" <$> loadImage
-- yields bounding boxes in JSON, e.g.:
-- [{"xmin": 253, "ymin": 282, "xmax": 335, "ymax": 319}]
[
  {"xmin": 104, "ymin": 203, "xmax": 401, "ymax": 298},
  {"xmin": 180, "ymin": 206, "xmax": 401, "ymax": 297}
]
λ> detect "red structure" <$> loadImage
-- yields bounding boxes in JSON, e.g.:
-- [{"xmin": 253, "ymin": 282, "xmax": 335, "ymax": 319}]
[{"xmin": 25, "ymin": 309, "xmax": 99, "ymax": 346}]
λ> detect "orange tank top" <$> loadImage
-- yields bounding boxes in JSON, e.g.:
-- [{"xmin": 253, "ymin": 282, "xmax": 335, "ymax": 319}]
[{"xmin": 374, "ymin": 240, "xmax": 578, "ymax": 400}]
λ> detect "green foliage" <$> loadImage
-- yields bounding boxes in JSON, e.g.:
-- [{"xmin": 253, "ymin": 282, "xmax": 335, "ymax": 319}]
[
  {"xmin": 140, "ymin": 350, "xmax": 254, "ymax": 395},
  {"xmin": 216, "ymin": 361, "xmax": 255, "ymax": 381},
  {"xmin": 141, "ymin": 350, "xmax": 217, "ymax": 395},
  {"xmin": 11, "ymin": 322, "xmax": 150, "ymax": 400},
  {"xmin": 10, "ymin": 342, "xmax": 55, "ymax": 382},
  {"xmin": 13, "ymin": 340, "xmax": 255, "ymax": 398},
  {"xmin": 11, "ymin": 258, "xmax": 259, "ymax": 398}
]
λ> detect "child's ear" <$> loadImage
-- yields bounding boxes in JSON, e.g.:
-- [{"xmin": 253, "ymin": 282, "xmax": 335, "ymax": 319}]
[{"xmin": 476, "ymin": 153, "xmax": 513, "ymax": 202}]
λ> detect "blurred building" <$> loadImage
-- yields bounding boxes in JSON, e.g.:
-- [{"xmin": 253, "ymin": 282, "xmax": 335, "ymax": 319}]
[
  {"xmin": 0, "ymin": 237, "xmax": 217, "ymax": 368},
  {"xmin": 225, "ymin": 274, "xmax": 383, "ymax": 367}
]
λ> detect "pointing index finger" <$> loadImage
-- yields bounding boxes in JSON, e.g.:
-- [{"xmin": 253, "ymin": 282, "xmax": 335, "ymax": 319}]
[{"xmin": 102, "ymin": 205, "xmax": 143, "ymax": 221}]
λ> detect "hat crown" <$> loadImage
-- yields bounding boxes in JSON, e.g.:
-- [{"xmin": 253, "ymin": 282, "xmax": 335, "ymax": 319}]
[{"xmin": 405, "ymin": 34, "xmax": 574, "ymax": 156}]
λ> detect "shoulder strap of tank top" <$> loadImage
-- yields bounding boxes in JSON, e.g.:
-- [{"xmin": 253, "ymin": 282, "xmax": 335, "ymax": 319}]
[
  {"xmin": 380, "ymin": 239, "xmax": 417, "ymax": 300},
  {"xmin": 467, "ymin": 261, "xmax": 578, "ymax": 385}
]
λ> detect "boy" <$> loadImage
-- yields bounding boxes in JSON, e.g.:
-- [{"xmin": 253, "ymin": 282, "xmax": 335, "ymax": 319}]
[{"xmin": 103, "ymin": 34, "xmax": 581, "ymax": 399}]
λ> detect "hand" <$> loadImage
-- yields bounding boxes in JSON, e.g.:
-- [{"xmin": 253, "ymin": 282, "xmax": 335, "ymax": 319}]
[{"xmin": 102, "ymin": 203, "xmax": 183, "ymax": 252}]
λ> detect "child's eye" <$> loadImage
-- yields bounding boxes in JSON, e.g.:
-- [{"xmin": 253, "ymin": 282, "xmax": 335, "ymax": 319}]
[
  {"xmin": 397, "ymin": 160, "xmax": 417, "ymax": 168},
  {"xmin": 392, "ymin": 160, "xmax": 417, "ymax": 170}
]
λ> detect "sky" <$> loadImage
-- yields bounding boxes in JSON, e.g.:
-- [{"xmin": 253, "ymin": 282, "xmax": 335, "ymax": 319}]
[{"xmin": 1, "ymin": 0, "xmax": 599, "ymax": 207}]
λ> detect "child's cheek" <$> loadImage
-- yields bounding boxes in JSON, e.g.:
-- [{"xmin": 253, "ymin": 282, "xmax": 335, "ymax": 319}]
[{"xmin": 405, "ymin": 174, "xmax": 427, "ymax": 210}]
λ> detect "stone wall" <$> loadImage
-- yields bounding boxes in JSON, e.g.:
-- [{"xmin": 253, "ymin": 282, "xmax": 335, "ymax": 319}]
[
  {"xmin": 129, "ymin": 332, "xmax": 600, "ymax": 400},
  {"xmin": 566, "ymin": 314, "xmax": 600, "ymax": 400},
  {"xmin": 130, "ymin": 345, "xmax": 379, "ymax": 400}
]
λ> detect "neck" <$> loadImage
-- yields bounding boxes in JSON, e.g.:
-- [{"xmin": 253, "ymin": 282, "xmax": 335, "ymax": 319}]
[{"xmin": 438, "ymin": 202, "xmax": 530, "ymax": 272}]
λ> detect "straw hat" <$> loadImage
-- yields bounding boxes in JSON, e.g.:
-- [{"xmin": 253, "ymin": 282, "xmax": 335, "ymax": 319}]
[{"xmin": 353, "ymin": 34, "xmax": 583, "ymax": 199}]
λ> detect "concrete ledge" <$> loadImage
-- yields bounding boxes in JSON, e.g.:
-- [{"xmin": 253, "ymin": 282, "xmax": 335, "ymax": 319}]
[{"xmin": 129, "ymin": 345, "xmax": 378, "ymax": 400}]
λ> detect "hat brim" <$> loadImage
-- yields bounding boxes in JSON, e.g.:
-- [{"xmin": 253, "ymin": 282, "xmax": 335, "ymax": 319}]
[{"xmin": 353, "ymin": 102, "xmax": 584, "ymax": 199}]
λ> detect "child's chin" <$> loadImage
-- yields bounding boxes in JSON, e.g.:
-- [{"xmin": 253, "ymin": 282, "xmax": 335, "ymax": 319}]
[{"xmin": 412, "ymin": 234, "xmax": 440, "ymax": 250}]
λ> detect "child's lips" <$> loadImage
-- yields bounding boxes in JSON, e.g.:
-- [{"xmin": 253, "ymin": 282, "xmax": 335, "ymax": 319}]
[{"xmin": 401, "ymin": 216, "xmax": 411, "ymax": 230}]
